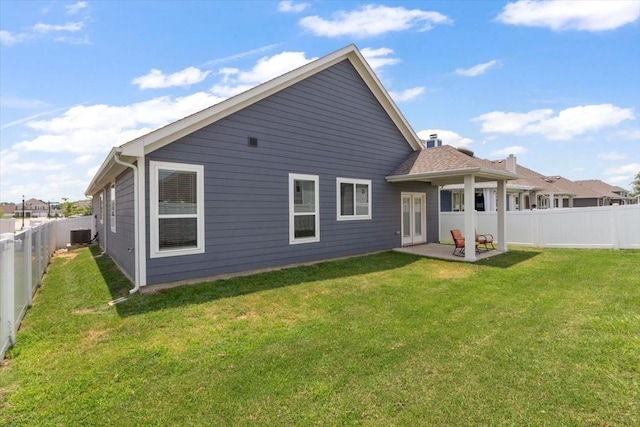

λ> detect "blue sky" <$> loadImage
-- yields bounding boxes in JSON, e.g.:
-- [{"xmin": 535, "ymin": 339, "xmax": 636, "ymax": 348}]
[{"xmin": 1, "ymin": 0, "xmax": 639, "ymax": 203}]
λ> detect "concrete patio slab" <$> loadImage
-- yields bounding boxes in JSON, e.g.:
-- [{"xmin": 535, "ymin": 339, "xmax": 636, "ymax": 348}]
[{"xmin": 393, "ymin": 243, "xmax": 503, "ymax": 262}]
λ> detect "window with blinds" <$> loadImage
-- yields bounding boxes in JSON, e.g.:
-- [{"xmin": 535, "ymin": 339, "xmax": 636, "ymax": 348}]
[
  {"xmin": 289, "ymin": 173, "xmax": 319, "ymax": 244},
  {"xmin": 150, "ymin": 161, "xmax": 205, "ymax": 258}
]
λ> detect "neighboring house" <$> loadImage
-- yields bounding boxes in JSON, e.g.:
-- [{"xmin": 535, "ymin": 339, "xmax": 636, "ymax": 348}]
[
  {"xmin": 14, "ymin": 198, "xmax": 59, "ymax": 218},
  {"xmin": 573, "ymin": 180, "xmax": 634, "ymax": 205},
  {"xmin": 85, "ymin": 45, "xmax": 517, "ymax": 292},
  {"xmin": 441, "ymin": 153, "xmax": 632, "ymax": 211},
  {"xmin": 0, "ymin": 203, "xmax": 16, "ymax": 217}
]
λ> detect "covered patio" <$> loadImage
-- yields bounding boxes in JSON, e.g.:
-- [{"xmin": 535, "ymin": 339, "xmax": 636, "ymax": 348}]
[{"xmin": 387, "ymin": 145, "xmax": 519, "ymax": 261}]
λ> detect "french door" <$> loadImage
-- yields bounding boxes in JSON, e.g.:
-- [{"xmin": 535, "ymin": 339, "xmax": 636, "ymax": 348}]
[{"xmin": 401, "ymin": 192, "xmax": 426, "ymax": 246}]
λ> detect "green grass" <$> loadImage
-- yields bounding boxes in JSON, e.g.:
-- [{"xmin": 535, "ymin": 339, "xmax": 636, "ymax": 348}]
[{"xmin": 1, "ymin": 246, "xmax": 639, "ymax": 426}]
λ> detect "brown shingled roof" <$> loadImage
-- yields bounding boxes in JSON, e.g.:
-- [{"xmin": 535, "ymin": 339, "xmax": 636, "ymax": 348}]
[
  {"xmin": 388, "ymin": 145, "xmax": 518, "ymax": 185},
  {"xmin": 575, "ymin": 179, "xmax": 631, "ymax": 198}
]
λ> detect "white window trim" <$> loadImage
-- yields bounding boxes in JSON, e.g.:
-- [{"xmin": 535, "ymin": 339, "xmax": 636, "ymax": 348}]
[
  {"xmin": 289, "ymin": 173, "xmax": 320, "ymax": 245},
  {"xmin": 336, "ymin": 177, "xmax": 372, "ymax": 221},
  {"xmin": 110, "ymin": 183, "xmax": 116, "ymax": 233},
  {"xmin": 99, "ymin": 192, "xmax": 104, "ymax": 223},
  {"xmin": 149, "ymin": 161, "xmax": 205, "ymax": 258}
]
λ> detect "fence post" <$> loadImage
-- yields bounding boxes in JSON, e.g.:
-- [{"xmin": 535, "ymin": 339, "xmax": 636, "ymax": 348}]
[
  {"xmin": 612, "ymin": 204, "xmax": 620, "ymax": 250},
  {"xmin": 1, "ymin": 234, "xmax": 16, "ymax": 356},
  {"xmin": 24, "ymin": 228, "xmax": 33, "ymax": 306},
  {"xmin": 532, "ymin": 209, "xmax": 540, "ymax": 247}
]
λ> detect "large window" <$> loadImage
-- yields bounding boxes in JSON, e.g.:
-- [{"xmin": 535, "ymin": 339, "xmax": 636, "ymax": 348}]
[
  {"xmin": 289, "ymin": 173, "xmax": 319, "ymax": 244},
  {"xmin": 150, "ymin": 161, "xmax": 205, "ymax": 258},
  {"xmin": 110, "ymin": 183, "xmax": 116, "ymax": 232},
  {"xmin": 337, "ymin": 178, "xmax": 371, "ymax": 220}
]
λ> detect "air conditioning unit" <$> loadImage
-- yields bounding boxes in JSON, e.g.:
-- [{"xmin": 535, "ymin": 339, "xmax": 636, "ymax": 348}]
[{"xmin": 70, "ymin": 228, "xmax": 91, "ymax": 245}]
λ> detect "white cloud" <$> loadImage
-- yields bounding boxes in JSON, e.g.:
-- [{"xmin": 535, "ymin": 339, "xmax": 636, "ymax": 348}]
[
  {"xmin": 0, "ymin": 30, "xmax": 27, "ymax": 46},
  {"xmin": 33, "ymin": 21, "xmax": 84, "ymax": 33},
  {"xmin": 299, "ymin": 4, "xmax": 452, "ymax": 38},
  {"xmin": 606, "ymin": 175, "xmax": 633, "ymax": 184},
  {"xmin": 603, "ymin": 163, "xmax": 640, "ymax": 176},
  {"xmin": 472, "ymin": 104, "xmax": 635, "ymax": 140},
  {"xmin": 278, "ymin": 1, "xmax": 309, "ymax": 13},
  {"xmin": 66, "ymin": 1, "xmax": 88, "ymax": 15},
  {"xmin": 132, "ymin": 67, "xmax": 212, "ymax": 89},
  {"xmin": 417, "ymin": 129, "xmax": 473, "ymax": 148},
  {"xmin": 389, "ymin": 87, "xmax": 425, "ymax": 102},
  {"xmin": 609, "ymin": 129, "xmax": 640, "ymax": 141},
  {"xmin": 12, "ymin": 92, "xmax": 222, "ymax": 155},
  {"xmin": 210, "ymin": 51, "xmax": 317, "ymax": 98},
  {"xmin": 455, "ymin": 60, "xmax": 499, "ymax": 77},
  {"xmin": 472, "ymin": 109, "xmax": 553, "ymax": 134},
  {"xmin": 491, "ymin": 146, "xmax": 527, "ymax": 157},
  {"xmin": 360, "ymin": 47, "xmax": 400, "ymax": 72},
  {"xmin": 74, "ymin": 154, "xmax": 95, "ymax": 165},
  {"xmin": 597, "ymin": 151, "xmax": 626, "ymax": 161},
  {"xmin": 496, "ymin": 0, "xmax": 640, "ymax": 31}
]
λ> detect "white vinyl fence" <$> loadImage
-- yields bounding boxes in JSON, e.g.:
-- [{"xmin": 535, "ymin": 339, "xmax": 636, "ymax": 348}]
[
  {"xmin": 440, "ymin": 204, "xmax": 640, "ymax": 249},
  {"xmin": 0, "ymin": 217, "xmax": 94, "ymax": 359}
]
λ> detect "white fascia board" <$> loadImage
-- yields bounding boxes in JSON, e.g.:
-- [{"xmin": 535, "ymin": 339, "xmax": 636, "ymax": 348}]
[
  {"xmin": 442, "ymin": 183, "xmax": 535, "ymax": 191},
  {"xmin": 386, "ymin": 168, "xmax": 519, "ymax": 183},
  {"xmin": 85, "ymin": 147, "xmax": 118, "ymax": 196}
]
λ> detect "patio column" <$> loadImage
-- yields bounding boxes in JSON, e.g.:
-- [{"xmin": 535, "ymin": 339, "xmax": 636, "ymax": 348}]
[
  {"xmin": 497, "ymin": 179, "xmax": 507, "ymax": 252},
  {"xmin": 464, "ymin": 174, "xmax": 476, "ymax": 261}
]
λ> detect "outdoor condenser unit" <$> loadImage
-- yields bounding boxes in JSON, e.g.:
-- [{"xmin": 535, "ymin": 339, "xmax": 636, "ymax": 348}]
[{"xmin": 70, "ymin": 228, "xmax": 91, "ymax": 245}]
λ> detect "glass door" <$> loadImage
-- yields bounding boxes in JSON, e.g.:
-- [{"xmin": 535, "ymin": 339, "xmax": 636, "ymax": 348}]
[{"xmin": 401, "ymin": 192, "xmax": 426, "ymax": 246}]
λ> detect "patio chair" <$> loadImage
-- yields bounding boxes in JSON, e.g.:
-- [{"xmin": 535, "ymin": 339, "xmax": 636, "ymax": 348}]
[
  {"xmin": 475, "ymin": 231, "xmax": 495, "ymax": 251},
  {"xmin": 450, "ymin": 229, "xmax": 478, "ymax": 257}
]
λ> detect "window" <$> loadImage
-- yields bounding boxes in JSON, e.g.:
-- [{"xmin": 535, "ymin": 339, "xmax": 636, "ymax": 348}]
[
  {"xmin": 99, "ymin": 192, "xmax": 104, "ymax": 223},
  {"xmin": 452, "ymin": 191, "xmax": 464, "ymax": 212},
  {"xmin": 150, "ymin": 161, "xmax": 205, "ymax": 258},
  {"xmin": 289, "ymin": 173, "xmax": 319, "ymax": 244},
  {"xmin": 110, "ymin": 183, "xmax": 116, "ymax": 232},
  {"xmin": 337, "ymin": 178, "xmax": 371, "ymax": 220}
]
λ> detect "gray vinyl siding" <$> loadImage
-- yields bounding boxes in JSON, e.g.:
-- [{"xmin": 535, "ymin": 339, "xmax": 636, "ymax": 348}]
[
  {"xmin": 566, "ymin": 198, "xmax": 598, "ymax": 208},
  {"xmin": 107, "ymin": 169, "xmax": 135, "ymax": 282},
  {"xmin": 145, "ymin": 59, "xmax": 435, "ymax": 285}
]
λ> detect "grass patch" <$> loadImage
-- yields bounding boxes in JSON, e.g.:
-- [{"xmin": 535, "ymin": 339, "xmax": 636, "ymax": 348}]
[{"xmin": 1, "ymin": 246, "xmax": 638, "ymax": 426}]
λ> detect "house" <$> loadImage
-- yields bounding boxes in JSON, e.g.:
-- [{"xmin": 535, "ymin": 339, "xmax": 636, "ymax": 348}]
[
  {"xmin": 85, "ymin": 45, "xmax": 517, "ymax": 292},
  {"xmin": 572, "ymin": 180, "xmax": 634, "ymax": 206},
  {"xmin": 441, "ymin": 151, "xmax": 632, "ymax": 211},
  {"xmin": 13, "ymin": 198, "xmax": 58, "ymax": 218}
]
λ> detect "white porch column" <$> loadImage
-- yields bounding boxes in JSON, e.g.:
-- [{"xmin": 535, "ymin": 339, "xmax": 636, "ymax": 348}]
[
  {"xmin": 464, "ymin": 174, "xmax": 476, "ymax": 261},
  {"xmin": 497, "ymin": 180, "xmax": 507, "ymax": 252},
  {"xmin": 568, "ymin": 196, "xmax": 574, "ymax": 208}
]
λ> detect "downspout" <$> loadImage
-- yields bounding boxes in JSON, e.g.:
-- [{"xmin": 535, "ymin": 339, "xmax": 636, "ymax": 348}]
[{"xmin": 113, "ymin": 151, "xmax": 141, "ymax": 294}]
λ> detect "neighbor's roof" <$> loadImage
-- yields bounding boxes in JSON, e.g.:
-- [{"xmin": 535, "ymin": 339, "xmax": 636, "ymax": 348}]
[
  {"xmin": 85, "ymin": 44, "xmax": 423, "ymax": 196},
  {"xmin": 386, "ymin": 145, "xmax": 519, "ymax": 185},
  {"xmin": 574, "ymin": 179, "xmax": 631, "ymax": 199},
  {"xmin": 490, "ymin": 160, "xmax": 579, "ymax": 196}
]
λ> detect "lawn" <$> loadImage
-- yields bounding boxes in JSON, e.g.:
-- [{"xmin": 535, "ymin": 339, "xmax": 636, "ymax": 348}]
[{"xmin": 1, "ymin": 246, "xmax": 638, "ymax": 426}]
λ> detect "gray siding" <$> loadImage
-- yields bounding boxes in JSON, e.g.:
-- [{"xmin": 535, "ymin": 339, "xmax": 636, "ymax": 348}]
[
  {"xmin": 145, "ymin": 59, "xmax": 436, "ymax": 285},
  {"xmin": 108, "ymin": 169, "xmax": 136, "ymax": 282},
  {"xmin": 566, "ymin": 198, "xmax": 598, "ymax": 208}
]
